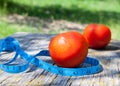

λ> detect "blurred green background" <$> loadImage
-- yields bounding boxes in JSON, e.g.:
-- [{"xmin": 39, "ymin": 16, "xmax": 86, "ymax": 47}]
[{"xmin": 0, "ymin": 0, "xmax": 120, "ymax": 40}]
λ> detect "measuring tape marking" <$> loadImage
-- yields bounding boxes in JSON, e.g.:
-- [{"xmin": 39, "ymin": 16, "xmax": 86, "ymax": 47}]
[{"xmin": 0, "ymin": 37, "xmax": 102, "ymax": 76}]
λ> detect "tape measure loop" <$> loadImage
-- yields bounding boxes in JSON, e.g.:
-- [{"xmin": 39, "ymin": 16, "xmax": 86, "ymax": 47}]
[
  {"xmin": 1, "ymin": 37, "xmax": 20, "ymax": 52},
  {"xmin": 0, "ymin": 37, "xmax": 102, "ymax": 76}
]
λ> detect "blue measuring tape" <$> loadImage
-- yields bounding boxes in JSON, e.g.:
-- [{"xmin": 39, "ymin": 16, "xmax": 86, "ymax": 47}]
[{"xmin": 0, "ymin": 37, "xmax": 102, "ymax": 76}]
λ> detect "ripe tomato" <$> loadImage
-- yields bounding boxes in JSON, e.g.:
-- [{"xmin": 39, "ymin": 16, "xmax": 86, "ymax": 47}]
[
  {"xmin": 49, "ymin": 31, "xmax": 88, "ymax": 68},
  {"xmin": 83, "ymin": 24, "xmax": 111, "ymax": 49}
]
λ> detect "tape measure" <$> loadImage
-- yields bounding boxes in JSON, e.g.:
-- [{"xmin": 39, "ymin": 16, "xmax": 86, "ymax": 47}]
[{"xmin": 0, "ymin": 37, "xmax": 102, "ymax": 76}]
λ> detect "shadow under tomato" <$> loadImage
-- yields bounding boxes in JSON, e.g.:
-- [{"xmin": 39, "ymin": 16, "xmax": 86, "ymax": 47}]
[{"xmin": 90, "ymin": 40, "xmax": 120, "ymax": 51}]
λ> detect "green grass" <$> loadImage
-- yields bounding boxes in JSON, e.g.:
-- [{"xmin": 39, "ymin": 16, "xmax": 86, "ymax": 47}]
[
  {"xmin": 0, "ymin": 0, "xmax": 120, "ymax": 40},
  {"xmin": 0, "ymin": 21, "xmax": 41, "ymax": 38}
]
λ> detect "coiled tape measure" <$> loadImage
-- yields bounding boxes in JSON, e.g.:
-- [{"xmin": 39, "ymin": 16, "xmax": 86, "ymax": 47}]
[{"xmin": 0, "ymin": 37, "xmax": 102, "ymax": 76}]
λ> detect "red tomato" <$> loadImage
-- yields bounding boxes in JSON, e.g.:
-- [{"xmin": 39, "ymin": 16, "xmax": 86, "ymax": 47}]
[
  {"xmin": 83, "ymin": 24, "xmax": 111, "ymax": 49},
  {"xmin": 49, "ymin": 31, "xmax": 88, "ymax": 68}
]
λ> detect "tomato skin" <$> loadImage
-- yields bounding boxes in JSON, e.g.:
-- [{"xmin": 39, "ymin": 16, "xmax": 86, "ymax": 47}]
[
  {"xmin": 49, "ymin": 31, "xmax": 88, "ymax": 68},
  {"xmin": 83, "ymin": 24, "xmax": 111, "ymax": 49}
]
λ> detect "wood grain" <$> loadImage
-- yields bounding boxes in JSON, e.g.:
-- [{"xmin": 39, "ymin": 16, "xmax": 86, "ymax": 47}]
[{"xmin": 0, "ymin": 32, "xmax": 120, "ymax": 86}]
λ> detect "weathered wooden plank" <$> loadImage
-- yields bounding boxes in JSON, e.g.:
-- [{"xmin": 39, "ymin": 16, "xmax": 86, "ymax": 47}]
[
  {"xmin": 0, "ymin": 32, "xmax": 120, "ymax": 86},
  {"xmin": 88, "ymin": 50, "xmax": 120, "ymax": 86},
  {"xmin": 50, "ymin": 75, "xmax": 70, "ymax": 86}
]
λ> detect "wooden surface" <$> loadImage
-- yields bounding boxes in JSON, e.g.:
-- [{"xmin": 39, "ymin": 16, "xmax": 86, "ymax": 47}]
[{"xmin": 0, "ymin": 32, "xmax": 120, "ymax": 86}]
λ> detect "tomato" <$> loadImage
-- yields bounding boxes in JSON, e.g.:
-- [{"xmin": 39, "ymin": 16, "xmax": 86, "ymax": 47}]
[
  {"xmin": 49, "ymin": 31, "xmax": 88, "ymax": 68},
  {"xmin": 83, "ymin": 24, "xmax": 111, "ymax": 49}
]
